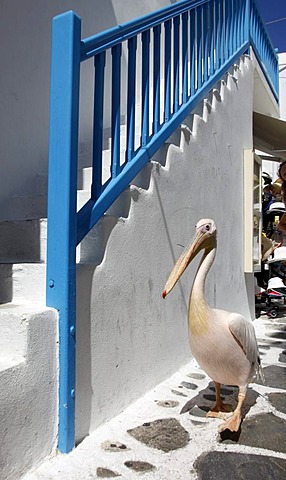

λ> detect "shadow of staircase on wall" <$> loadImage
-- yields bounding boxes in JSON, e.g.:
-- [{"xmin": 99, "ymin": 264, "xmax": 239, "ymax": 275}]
[{"xmin": 0, "ymin": 56, "xmax": 247, "ymax": 306}]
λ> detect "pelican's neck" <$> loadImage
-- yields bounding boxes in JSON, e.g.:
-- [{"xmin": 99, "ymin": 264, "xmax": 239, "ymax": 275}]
[{"xmin": 188, "ymin": 246, "xmax": 216, "ymax": 335}]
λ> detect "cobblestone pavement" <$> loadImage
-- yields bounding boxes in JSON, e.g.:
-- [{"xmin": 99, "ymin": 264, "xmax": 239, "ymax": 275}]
[{"xmin": 23, "ymin": 315, "xmax": 286, "ymax": 480}]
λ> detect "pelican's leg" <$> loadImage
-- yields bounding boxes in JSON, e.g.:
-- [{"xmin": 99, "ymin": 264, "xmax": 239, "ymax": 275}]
[
  {"xmin": 218, "ymin": 386, "xmax": 246, "ymax": 432},
  {"xmin": 206, "ymin": 382, "xmax": 233, "ymax": 418}
]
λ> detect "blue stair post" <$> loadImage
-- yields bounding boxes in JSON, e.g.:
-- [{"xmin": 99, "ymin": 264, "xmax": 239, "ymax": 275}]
[{"xmin": 46, "ymin": 11, "xmax": 81, "ymax": 453}]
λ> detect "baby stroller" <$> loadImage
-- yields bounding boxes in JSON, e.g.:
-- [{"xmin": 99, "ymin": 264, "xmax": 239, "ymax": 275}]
[
  {"xmin": 265, "ymin": 277, "xmax": 286, "ymax": 318},
  {"xmin": 255, "ymin": 277, "xmax": 286, "ymax": 318},
  {"xmin": 264, "ymin": 202, "xmax": 285, "ymax": 242},
  {"xmin": 255, "ymin": 245, "xmax": 286, "ymax": 318}
]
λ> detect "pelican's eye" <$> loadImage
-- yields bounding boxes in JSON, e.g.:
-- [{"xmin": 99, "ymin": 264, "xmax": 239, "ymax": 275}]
[{"xmin": 205, "ymin": 224, "xmax": 210, "ymax": 231}]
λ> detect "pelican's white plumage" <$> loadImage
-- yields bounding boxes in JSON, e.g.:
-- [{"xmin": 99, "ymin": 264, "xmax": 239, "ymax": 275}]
[{"xmin": 162, "ymin": 219, "xmax": 263, "ymax": 432}]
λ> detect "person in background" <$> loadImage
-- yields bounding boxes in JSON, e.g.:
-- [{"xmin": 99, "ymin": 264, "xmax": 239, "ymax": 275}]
[
  {"xmin": 262, "ymin": 172, "xmax": 274, "ymax": 234},
  {"xmin": 278, "ymin": 161, "xmax": 286, "ymax": 233}
]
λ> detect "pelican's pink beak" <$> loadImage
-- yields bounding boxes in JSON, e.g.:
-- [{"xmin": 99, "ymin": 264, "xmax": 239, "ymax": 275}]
[{"xmin": 162, "ymin": 229, "xmax": 210, "ymax": 299}]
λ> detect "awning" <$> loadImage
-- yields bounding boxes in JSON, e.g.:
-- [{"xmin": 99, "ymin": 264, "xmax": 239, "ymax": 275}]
[{"xmin": 253, "ymin": 112, "xmax": 286, "ymax": 161}]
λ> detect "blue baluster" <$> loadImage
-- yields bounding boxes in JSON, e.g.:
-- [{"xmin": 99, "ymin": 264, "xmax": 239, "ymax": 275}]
[
  {"xmin": 221, "ymin": 0, "xmax": 225, "ymax": 65},
  {"xmin": 197, "ymin": 6, "xmax": 203, "ymax": 90},
  {"xmin": 203, "ymin": 3, "xmax": 209, "ymax": 83},
  {"xmin": 173, "ymin": 15, "xmax": 180, "ymax": 113},
  {"xmin": 233, "ymin": 0, "xmax": 237, "ymax": 53},
  {"xmin": 182, "ymin": 12, "xmax": 188, "ymax": 104},
  {"xmin": 247, "ymin": 0, "xmax": 252, "ymax": 44},
  {"xmin": 226, "ymin": 0, "xmax": 230, "ymax": 58},
  {"xmin": 164, "ymin": 19, "xmax": 172, "ymax": 122},
  {"xmin": 92, "ymin": 51, "xmax": 106, "ymax": 198},
  {"xmin": 111, "ymin": 43, "xmax": 122, "ymax": 178},
  {"xmin": 126, "ymin": 36, "xmax": 137, "ymax": 162},
  {"xmin": 141, "ymin": 30, "xmax": 150, "ymax": 147},
  {"xmin": 209, "ymin": 1, "xmax": 214, "ymax": 77},
  {"xmin": 237, "ymin": 0, "xmax": 242, "ymax": 50},
  {"xmin": 229, "ymin": 0, "xmax": 233, "ymax": 56},
  {"xmin": 215, "ymin": 0, "xmax": 221, "ymax": 71},
  {"xmin": 275, "ymin": 49, "xmax": 279, "ymax": 97},
  {"xmin": 153, "ymin": 24, "xmax": 161, "ymax": 135},
  {"xmin": 190, "ymin": 8, "xmax": 196, "ymax": 96},
  {"xmin": 237, "ymin": 0, "xmax": 242, "ymax": 49}
]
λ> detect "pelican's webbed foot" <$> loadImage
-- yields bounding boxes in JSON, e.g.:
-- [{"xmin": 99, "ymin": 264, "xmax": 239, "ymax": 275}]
[
  {"xmin": 217, "ymin": 391, "xmax": 246, "ymax": 432},
  {"xmin": 206, "ymin": 401, "xmax": 233, "ymax": 419},
  {"xmin": 218, "ymin": 410, "xmax": 241, "ymax": 432}
]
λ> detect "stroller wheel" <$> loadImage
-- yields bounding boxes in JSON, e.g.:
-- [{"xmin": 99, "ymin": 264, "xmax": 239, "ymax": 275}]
[{"xmin": 268, "ymin": 309, "xmax": 278, "ymax": 318}]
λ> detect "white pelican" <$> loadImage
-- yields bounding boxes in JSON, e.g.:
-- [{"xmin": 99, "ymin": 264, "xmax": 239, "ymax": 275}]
[{"xmin": 162, "ymin": 219, "xmax": 263, "ymax": 432}]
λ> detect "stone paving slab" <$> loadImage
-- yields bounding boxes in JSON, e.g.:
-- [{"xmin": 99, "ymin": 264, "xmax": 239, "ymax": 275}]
[
  {"xmin": 22, "ymin": 316, "xmax": 286, "ymax": 480},
  {"xmin": 268, "ymin": 392, "xmax": 286, "ymax": 414},
  {"xmin": 256, "ymin": 364, "xmax": 286, "ymax": 389},
  {"xmin": 127, "ymin": 418, "xmax": 190, "ymax": 452},
  {"xmin": 194, "ymin": 451, "xmax": 286, "ymax": 480},
  {"xmin": 220, "ymin": 412, "xmax": 286, "ymax": 452}
]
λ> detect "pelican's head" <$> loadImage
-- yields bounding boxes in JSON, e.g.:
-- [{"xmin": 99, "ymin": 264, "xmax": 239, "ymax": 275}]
[{"xmin": 162, "ymin": 219, "xmax": 217, "ymax": 298}]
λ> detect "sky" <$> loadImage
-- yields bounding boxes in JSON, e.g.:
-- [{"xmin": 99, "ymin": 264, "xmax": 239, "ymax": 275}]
[{"xmin": 257, "ymin": 0, "xmax": 286, "ymax": 53}]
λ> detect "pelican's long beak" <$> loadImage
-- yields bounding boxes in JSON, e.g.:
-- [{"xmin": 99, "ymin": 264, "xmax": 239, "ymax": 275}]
[{"xmin": 162, "ymin": 230, "xmax": 210, "ymax": 299}]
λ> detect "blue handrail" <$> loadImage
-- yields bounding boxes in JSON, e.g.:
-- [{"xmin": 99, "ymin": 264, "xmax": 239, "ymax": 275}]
[{"xmin": 46, "ymin": 0, "xmax": 279, "ymax": 453}]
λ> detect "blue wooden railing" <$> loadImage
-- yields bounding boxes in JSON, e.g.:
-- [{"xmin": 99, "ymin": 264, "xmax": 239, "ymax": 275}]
[{"xmin": 46, "ymin": 0, "xmax": 278, "ymax": 453}]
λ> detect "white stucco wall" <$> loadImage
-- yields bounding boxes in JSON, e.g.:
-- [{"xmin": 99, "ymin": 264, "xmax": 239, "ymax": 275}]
[
  {"xmin": 0, "ymin": 0, "xmax": 174, "ymax": 222},
  {"xmin": 75, "ymin": 55, "xmax": 254, "ymax": 442}
]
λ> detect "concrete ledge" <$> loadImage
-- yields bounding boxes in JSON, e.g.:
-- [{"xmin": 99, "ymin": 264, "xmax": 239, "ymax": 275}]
[{"xmin": 0, "ymin": 304, "xmax": 58, "ymax": 480}]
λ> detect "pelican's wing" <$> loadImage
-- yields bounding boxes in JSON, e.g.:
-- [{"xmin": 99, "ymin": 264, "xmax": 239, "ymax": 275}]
[{"xmin": 228, "ymin": 313, "xmax": 259, "ymax": 366}]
